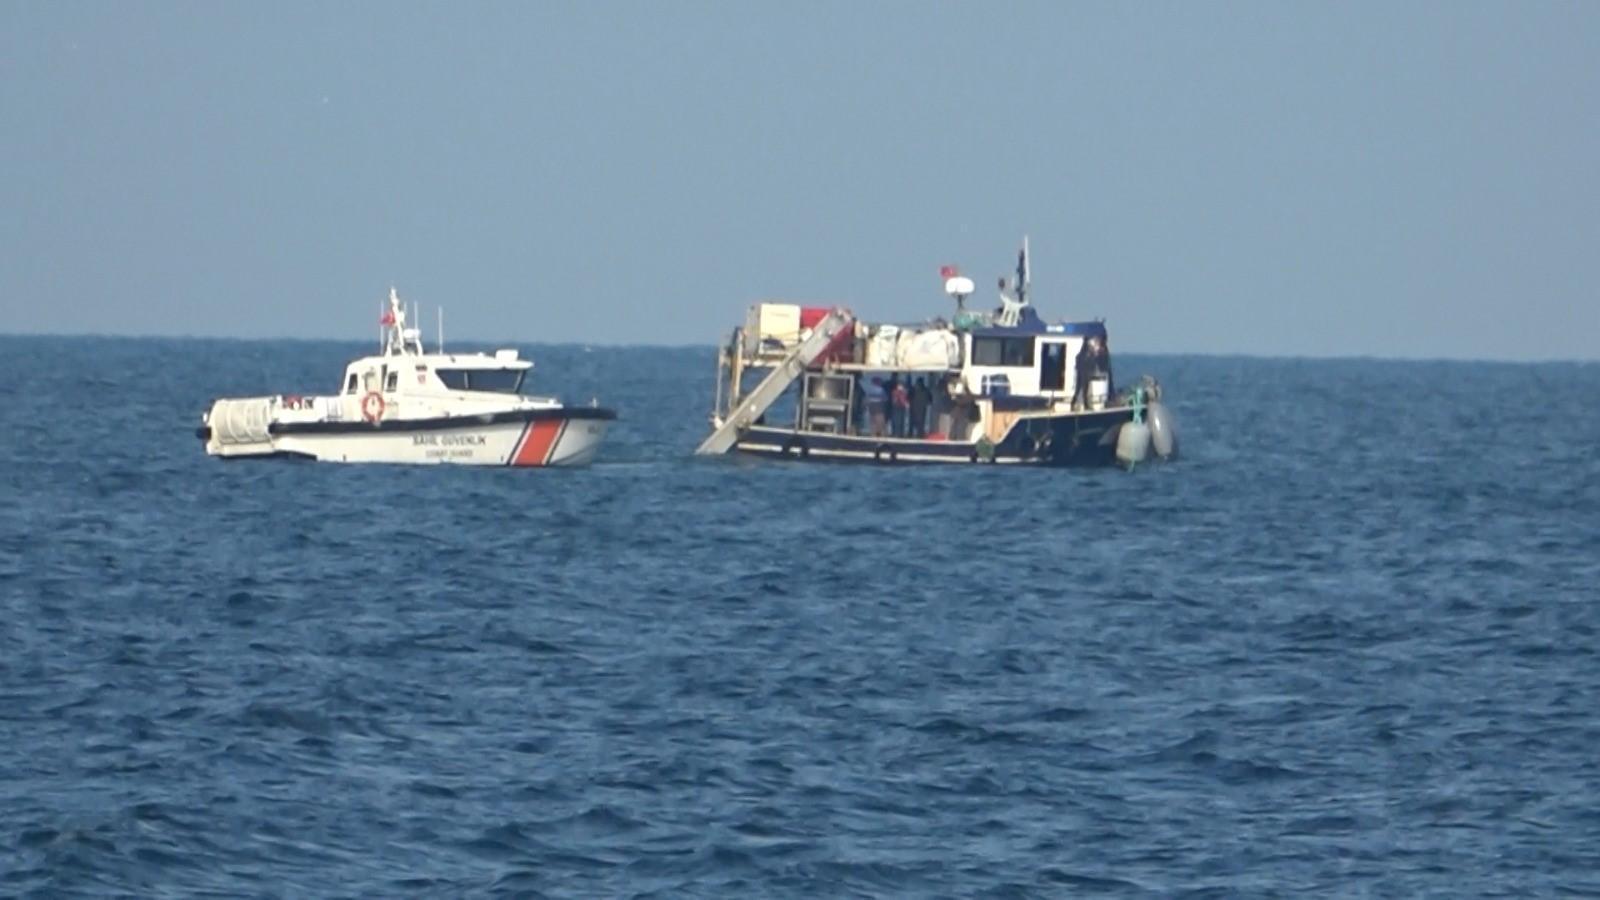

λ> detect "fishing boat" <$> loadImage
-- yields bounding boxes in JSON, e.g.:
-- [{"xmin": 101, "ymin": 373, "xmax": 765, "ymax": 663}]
[
  {"xmin": 197, "ymin": 288, "xmax": 615, "ymax": 467},
  {"xmin": 695, "ymin": 239, "xmax": 1176, "ymax": 467}
]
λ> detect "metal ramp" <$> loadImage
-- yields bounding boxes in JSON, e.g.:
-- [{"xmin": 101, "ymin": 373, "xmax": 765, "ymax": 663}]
[{"xmin": 695, "ymin": 308, "xmax": 853, "ymax": 456}]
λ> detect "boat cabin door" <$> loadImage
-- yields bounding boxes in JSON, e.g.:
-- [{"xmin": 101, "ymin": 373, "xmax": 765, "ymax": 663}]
[{"xmin": 1037, "ymin": 338, "xmax": 1071, "ymax": 399}]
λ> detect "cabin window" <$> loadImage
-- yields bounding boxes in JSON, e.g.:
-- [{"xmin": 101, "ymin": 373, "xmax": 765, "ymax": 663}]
[
  {"xmin": 971, "ymin": 337, "xmax": 1035, "ymax": 368},
  {"xmin": 385, "ymin": 370, "xmax": 399, "ymax": 392},
  {"xmin": 345, "ymin": 373, "xmax": 358, "ymax": 395},
  {"xmin": 436, "ymin": 368, "xmax": 525, "ymax": 393}
]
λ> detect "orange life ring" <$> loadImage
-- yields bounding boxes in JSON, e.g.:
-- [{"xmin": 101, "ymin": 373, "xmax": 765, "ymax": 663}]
[{"xmin": 361, "ymin": 391, "xmax": 385, "ymax": 423}]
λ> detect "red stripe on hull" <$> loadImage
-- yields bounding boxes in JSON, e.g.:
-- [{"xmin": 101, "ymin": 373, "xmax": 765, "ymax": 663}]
[{"xmin": 511, "ymin": 419, "xmax": 563, "ymax": 467}]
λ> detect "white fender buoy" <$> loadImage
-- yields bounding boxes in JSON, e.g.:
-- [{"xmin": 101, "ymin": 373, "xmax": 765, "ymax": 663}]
[
  {"xmin": 1147, "ymin": 401, "xmax": 1178, "ymax": 460},
  {"xmin": 1116, "ymin": 420, "xmax": 1151, "ymax": 467}
]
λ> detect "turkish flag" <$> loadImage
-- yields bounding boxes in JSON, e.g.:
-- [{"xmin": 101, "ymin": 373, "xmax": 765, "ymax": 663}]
[
  {"xmin": 939, "ymin": 264, "xmax": 959, "ymax": 279},
  {"xmin": 380, "ymin": 310, "xmax": 395, "ymax": 325}
]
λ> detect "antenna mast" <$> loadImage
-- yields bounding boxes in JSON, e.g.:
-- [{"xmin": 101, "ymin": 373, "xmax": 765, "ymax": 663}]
[{"xmin": 1017, "ymin": 235, "xmax": 1030, "ymax": 307}]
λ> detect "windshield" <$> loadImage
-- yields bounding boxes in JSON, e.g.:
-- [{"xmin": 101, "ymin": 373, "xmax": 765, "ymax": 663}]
[{"xmin": 436, "ymin": 368, "xmax": 525, "ymax": 393}]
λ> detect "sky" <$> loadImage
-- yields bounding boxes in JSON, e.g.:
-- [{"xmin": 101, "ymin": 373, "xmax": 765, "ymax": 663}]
[{"xmin": 2, "ymin": 1, "xmax": 1597, "ymax": 360}]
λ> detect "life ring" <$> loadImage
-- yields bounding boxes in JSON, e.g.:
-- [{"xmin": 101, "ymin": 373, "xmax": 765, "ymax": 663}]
[{"xmin": 361, "ymin": 391, "xmax": 386, "ymax": 423}]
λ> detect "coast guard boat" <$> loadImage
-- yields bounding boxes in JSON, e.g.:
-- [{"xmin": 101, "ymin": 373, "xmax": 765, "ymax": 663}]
[
  {"xmin": 695, "ymin": 239, "xmax": 1176, "ymax": 467},
  {"xmin": 197, "ymin": 288, "xmax": 615, "ymax": 467}
]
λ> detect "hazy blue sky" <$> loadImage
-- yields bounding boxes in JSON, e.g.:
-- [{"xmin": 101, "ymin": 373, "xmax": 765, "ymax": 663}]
[{"xmin": 3, "ymin": 1, "xmax": 1596, "ymax": 359}]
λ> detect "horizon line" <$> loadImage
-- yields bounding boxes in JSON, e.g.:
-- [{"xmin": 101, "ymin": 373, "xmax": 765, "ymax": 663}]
[{"xmin": 0, "ymin": 329, "xmax": 1594, "ymax": 367}]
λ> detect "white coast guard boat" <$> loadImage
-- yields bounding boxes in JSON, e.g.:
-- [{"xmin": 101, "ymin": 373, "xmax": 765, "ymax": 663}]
[{"xmin": 197, "ymin": 289, "xmax": 615, "ymax": 467}]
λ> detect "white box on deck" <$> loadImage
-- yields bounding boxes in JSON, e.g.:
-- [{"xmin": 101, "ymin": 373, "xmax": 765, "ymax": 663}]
[
  {"xmin": 744, "ymin": 302, "xmax": 803, "ymax": 356},
  {"xmin": 896, "ymin": 328, "xmax": 961, "ymax": 370},
  {"xmin": 864, "ymin": 324, "xmax": 900, "ymax": 368}
]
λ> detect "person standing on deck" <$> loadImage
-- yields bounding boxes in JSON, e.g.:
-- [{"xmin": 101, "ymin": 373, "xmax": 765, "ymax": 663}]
[
  {"xmin": 889, "ymin": 375, "xmax": 909, "ymax": 437},
  {"xmin": 932, "ymin": 376, "xmax": 954, "ymax": 437},
  {"xmin": 1072, "ymin": 337, "xmax": 1096, "ymax": 410},
  {"xmin": 851, "ymin": 373, "xmax": 866, "ymax": 435},
  {"xmin": 1094, "ymin": 337, "xmax": 1114, "ymax": 396},
  {"xmin": 909, "ymin": 377, "xmax": 931, "ymax": 438},
  {"xmin": 866, "ymin": 377, "xmax": 888, "ymax": 436}
]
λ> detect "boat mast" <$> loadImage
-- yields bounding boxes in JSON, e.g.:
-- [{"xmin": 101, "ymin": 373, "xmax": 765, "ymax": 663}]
[
  {"xmin": 1017, "ymin": 235, "xmax": 1030, "ymax": 307},
  {"xmin": 382, "ymin": 287, "xmax": 410, "ymax": 356}
]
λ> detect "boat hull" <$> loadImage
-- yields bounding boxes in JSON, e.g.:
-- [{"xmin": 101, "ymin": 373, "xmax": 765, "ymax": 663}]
[
  {"xmin": 200, "ymin": 407, "xmax": 614, "ymax": 467},
  {"xmin": 732, "ymin": 406, "xmax": 1135, "ymax": 467}
]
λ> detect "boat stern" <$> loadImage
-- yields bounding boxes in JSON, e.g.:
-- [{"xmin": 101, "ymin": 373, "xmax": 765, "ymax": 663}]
[{"xmin": 199, "ymin": 397, "xmax": 279, "ymax": 458}]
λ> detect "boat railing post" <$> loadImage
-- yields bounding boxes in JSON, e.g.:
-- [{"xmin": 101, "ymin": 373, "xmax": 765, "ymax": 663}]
[
  {"xmin": 712, "ymin": 341, "xmax": 726, "ymax": 424},
  {"xmin": 729, "ymin": 328, "xmax": 745, "ymax": 414}
]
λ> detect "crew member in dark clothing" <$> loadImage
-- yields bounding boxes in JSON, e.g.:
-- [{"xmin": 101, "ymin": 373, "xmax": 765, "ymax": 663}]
[
  {"xmin": 851, "ymin": 373, "xmax": 866, "ymax": 435},
  {"xmin": 908, "ymin": 377, "xmax": 931, "ymax": 438},
  {"xmin": 1072, "ymin": 337, "xmax": 1096, "ymax": 410},
  {"xmin": 886, "ymin": 374, "xmax": 906, "ymax": 437}
]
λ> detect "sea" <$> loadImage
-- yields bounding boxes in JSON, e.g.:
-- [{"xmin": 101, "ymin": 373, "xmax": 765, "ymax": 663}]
[{"xmin": 2, "ymin": 336, "xmax": 1597, "ymax": 898}]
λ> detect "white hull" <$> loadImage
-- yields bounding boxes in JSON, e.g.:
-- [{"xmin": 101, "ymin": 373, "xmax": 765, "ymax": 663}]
[
  {"xmin": 203, "ymin": 405, "xmax": 611, "ymax": 468},
  {"xmin": 281, "ymin": 418, "xmax": 608, "ymax": 467}
]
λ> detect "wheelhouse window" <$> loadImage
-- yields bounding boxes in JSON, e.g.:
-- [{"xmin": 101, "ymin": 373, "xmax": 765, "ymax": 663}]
[
  {"xmin": 385, "ymin": 370, "xmax": 399, "ymax": 392},
  {"xmin": 971, "ymin": 336, "xmax": 1035, "ymax": 367},
  {"xmin": 344, "ymin": 373, "xmax": 358, "ymax": 394},
  {"xmin": 436, "ymin": 368, "xmax": 525, "ymax": 393}
]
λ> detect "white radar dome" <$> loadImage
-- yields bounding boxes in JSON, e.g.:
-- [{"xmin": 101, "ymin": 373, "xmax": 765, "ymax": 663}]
[{"xmin": 944, "ymin": 276, "xmax": 975, "ymax": 296}]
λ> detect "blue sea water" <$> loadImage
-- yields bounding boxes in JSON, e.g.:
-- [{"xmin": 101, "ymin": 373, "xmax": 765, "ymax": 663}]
[{"xmin": 2, "ymin": 335, "xmax": 1598, "ymax": 897}]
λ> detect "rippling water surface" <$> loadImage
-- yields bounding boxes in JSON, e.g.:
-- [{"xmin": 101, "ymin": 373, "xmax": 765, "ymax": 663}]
[{"xmin": 2, "ymin": 337, "xmax": 1598, "ymax": 897}]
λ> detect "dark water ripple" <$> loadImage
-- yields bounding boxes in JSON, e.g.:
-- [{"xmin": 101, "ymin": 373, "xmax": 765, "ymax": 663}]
[{"xmin": 2, "ymin": 337, "xmax": 1599, "ymax": 896}]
